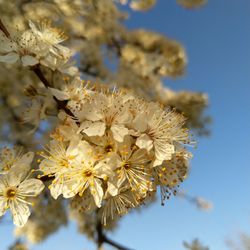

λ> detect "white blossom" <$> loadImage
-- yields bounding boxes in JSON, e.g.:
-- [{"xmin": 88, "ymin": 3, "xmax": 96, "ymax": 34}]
[{"xmin": 0, "ymin": 167, "xmax": 44, "ymax": 227}]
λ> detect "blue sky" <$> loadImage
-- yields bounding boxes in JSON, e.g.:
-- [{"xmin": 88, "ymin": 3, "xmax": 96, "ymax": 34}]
[{"xmin": 1, "ymin": 0, "xmax": 250, "ymax": 249}]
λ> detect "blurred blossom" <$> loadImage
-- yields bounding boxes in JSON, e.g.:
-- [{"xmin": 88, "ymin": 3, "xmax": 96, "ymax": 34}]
[
  {"xmin": 183, "ymin": 239, "xmax": 209, "ymax": 250},
  {"xmin": 9, "ymin": 242, "xmax": 29, "ymax": 250},
  {"xmin": 177, "ymin": 0, "xmax": 208, "ymax": 9},
  {"xmin": 194, "ymin": 197, "xmax": 213, "ymax": 211}
]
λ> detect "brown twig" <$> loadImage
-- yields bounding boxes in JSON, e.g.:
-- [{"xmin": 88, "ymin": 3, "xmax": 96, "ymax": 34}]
[
  {"xmin": 96, "ymin": 220, "xmax": 134, "ymax": 250},
  {"xmin": 0, "ymin": 19, "xmax": 10, "ymax": 38},
  {"xmin": 31, "ymin": 65, "xmax": 75, "ymax": 117}
]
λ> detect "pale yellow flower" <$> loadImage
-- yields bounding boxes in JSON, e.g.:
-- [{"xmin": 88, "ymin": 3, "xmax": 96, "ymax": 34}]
[
  {"xmin": 29, "ymin": 20, "xmax": 71, "ymax": 60},
  {"xmin": 0, "ymin": 167, "xmax": 44, "ymax": 227},
  {"xmin": 77, "ymin": 92, "xmax": 132, "ymax": 142},
  {"xmin": 0, "ymin": 30, "xmax": 39, "ymax": 66},
  {"xmin": 134, "ymin": 103, "xmax": 189, "ymax": 166}
]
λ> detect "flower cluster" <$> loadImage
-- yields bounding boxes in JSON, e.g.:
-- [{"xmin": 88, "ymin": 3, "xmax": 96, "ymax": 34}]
[
  {"xmin": 38, "ymin": 81, "xmax": 192, "ymax": 224},
  {"xmin": 0, "ymin": 20, "xmax": 71, "ymax": 69},
  {"xmin": 0, "ymin": 147, "xmax": 44, "ymax": 227},
  {"xmin": 0, "ymin": 1, "xmax": 208, "ymax": 247}
]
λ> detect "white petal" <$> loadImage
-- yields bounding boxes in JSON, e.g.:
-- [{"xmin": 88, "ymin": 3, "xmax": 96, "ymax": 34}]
[
  {"xmin": 39, "ymin": 159, "xmax": 56, "ymax": 175},
  {"xmin": 0, "ymin": 176, "xmax": 6, "ymax": 189},
  {"xmin": 0, "ymin": 198, "xmax": 7, "ymax": 217},
  {"xmin": 21, "ymin": 55, "xmax": 39, "ymax": 66},
  {"xmin": 0, "ymin": 32, "xmax": 15, "ymax": 53},
  {"xmin": 50, "ymin": 177, "xmax": 64, "ymax": 199},
  {"xmin": 76, "ymin": 102, "xmax": 103, "ymax": 122},
  {"xmin": 66, "ymin": 140, "xmax": 81, "ymax": 156},
  {"xmin": 117, "ymin": 170, "xmax": 126, "ymax": 188},
  {"xmin": 0, "ymin": 52, "xmax": 19, "ymax": 64},
  {"xmin": 18, "ymin": 179, "xmax": 44, "ymax": 196},
  {"xmin": 9, "ymin": 200, "xmax": 31, "ymax": 227},
  {"xmin": 49, "ymin": 87, "xmax": 70, "ymax": 101},
  {"xmin": 90, "ymin": 179, "xmax": 103, "ymax": 208},
  {"xmin": 154, "ymin": 142, "xmax": 175, "ymax": 163},
  {"xmin": 53, "ymin": 44, "xmax": 72, "ymax": 59},
  {"xmin": 94, "ymin": 161, "xmax": 114, "ymax": 179},
  {"xmin": 136, "ymin": 134, "xmax": 153, "ymax": 151},
  {"xmin": 50, "ymin": 185, "xmax": 62, "ymax": 199},
  {"xmin": 15, "ymin": 152, "xmax": 34, "ymax": 167},
  {"xmin": 133, "ymin": 113, "xmax": 148, "ymax": 132},
  {"xmin": 6, "ymin": 166, "xmax": 29, "ymax": 187},
  {"xmin": 107, "ymin": 181, "xmax": 118, "ymax": 196},
  {"xmin": 111, "ymin": 124, "xmax": 128, "ymax": 142},
  {"xmin": 152, "ymin": 158, "xmax": 163, "ymax": 167},
  {"xmin": 116, "ymin": 109, "xmax": 132, "ymax": 124},
  {"xmin": 78, "ymin": 121, "xmax": 106, "ymax": 137}
]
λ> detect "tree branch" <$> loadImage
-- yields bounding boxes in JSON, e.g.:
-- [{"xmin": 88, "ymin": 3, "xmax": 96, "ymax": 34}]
[
  {"xmin": 31, "ymin": 65, "xmax": 75, "ymax": 117},
  {"xmin": 96, "ymin": 221, "xmax": 134, "ymax": 250},
  {"xmin": 32, "ymin": 66, "xmax": 52, "ymax": 88},
  {"xmin": 0, "ymin": 19, "xmax": 10, "ymax": 38}
]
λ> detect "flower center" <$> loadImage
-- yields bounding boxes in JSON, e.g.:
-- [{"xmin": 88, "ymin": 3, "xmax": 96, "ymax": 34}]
[
  {"xmin": 104, "ymin": 144, "xmax": 113, "ymax": 153},
  {"xmin": 123, "ymin": 163, "xmax": 131, "ymax": 170},
  {"xmin": 5, "ymin": 188, "xmax": 17, "ymax": 199},
  {"xmin": 83, "ymin": 169, "xmax": 93, "ymax": 178},
  {"xmin": 59, "ymin": 158, "xmax": 70, "ymax": 168}
]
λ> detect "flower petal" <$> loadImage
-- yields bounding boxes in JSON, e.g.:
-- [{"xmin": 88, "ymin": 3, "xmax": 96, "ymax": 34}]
[
  {"xmin": 9, "ymin": 200, "xmax": 30, "ymax": 227},
  {"xmin": 133, "ymin": 113, "xmax": 148, "ymax": 132},
  {"xmin": 154, "ymin": 142, "xmax": 175, "ymax": 166},
  {"xmin": 49, "ymin": 87, "xmax": 70, "ymax": 101},
  {"xmin": 136, "ymin": 134, "xmax": 153, "ymax": 151},
  {"xmin": 107, "ymin": 181, "xmax": 118, "ymax": 196},
  {"xmin": 90, "ymin": 179, "xmax": 103, "ymax": 208},
  {"xmin": 0, "ymin": 198, "xmax": 7, "ymax": 217},
  {"xmin": 18, "ymin": 179, "xmax": 44, "ymax": 197},
  {"xmin": 14, "ymin": 152, "xmax": 34, "ymax": 168},
  {"xmin": 78, "ymin": 121, "xmax": 106, "ymax": 137},
  {"xmin": 50, "ymin": 180, "xmax": 64, "ymax": 199},
  {"xmin": 111, "ymin": 124, "xmax": 128, "ymax": 142},
  {"xmin": 6, "ymin": 166, "xmax": 29, "ymax": 187},
  {"xmin": 0, "ymin": 31, "xmax": 15, "ymax": 52},
  {"xmin": 21, "ymin": 55, "xmax": 39, "ymax": 66},
  {"xmin": 0, "ymin": 52, "xmax": 19, "ymax": 64}
]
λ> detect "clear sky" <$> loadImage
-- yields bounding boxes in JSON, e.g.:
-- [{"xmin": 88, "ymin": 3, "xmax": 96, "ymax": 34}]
[{"xmin": 1, "ymin": 0, "xmax": 250, "ymax": 250}]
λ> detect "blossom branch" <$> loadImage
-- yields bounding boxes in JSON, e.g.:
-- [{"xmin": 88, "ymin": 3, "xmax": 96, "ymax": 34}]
[
  {"xmin": 0, "ymin": 18, "xmax": 74, "ymax": 117},
  {"xmin": 31, "ymin": 65, "xmax": 75, "ymax": 117},
  {"xmin": 32, "ymin": 66, "xmax": 52, "ymax": 88}
]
